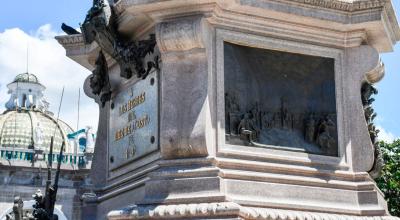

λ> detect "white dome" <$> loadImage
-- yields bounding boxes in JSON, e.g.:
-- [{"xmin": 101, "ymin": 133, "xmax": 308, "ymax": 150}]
[
  {"xmin": 12, "ymin": 73, "xmax": 41, "ymax": 84},
  {"xmin": 0, "ymin": 110, "xmax": 74, "ymax": 153}
]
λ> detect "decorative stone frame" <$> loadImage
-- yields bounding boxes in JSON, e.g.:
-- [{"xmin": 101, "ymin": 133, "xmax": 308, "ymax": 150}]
[
  {"xmin": 106, "ymin": 69, "xmax": 162, "ymax": 181},
  {"xmin": 215, "ymin": 28, "xmax": 347, "ymax": 170}
]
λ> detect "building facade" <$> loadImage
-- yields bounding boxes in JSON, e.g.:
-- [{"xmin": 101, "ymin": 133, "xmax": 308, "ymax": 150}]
[{"xmin": 0, "ymin": 73, "xmax": 94, "ymax": 220}]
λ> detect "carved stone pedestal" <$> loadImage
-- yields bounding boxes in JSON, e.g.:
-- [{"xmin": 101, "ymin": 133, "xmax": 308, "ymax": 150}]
[{"xmin": 57, "ymin": 0, "xmax": 400, "ymax": 219}]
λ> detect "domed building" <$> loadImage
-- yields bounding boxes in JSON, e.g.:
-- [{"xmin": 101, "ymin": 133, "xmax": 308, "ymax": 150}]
[
  {"xmin": 0, "ymin": 73, "xmax": 94, "ymax": 220},
  {"xmin": 1, "ymin": 73, "xmax": 75, "ymax": 153}
]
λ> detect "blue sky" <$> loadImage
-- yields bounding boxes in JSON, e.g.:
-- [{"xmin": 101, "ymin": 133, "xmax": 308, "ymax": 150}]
[
  {"xmin": 0, "ymin": 1, "xmax": 97, "ymax": 130},
  {"xmin": 0, "ymin": 1, "xmax": 399, "ymax": 141},
  {"xmin": 0, "ymin": 1, "xmax": 91, "ymax": 33}
]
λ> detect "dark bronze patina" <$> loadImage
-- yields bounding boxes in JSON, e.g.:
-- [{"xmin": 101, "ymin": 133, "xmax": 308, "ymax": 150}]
[
  {"xmin": 6, "ymin": 138, "xmax": 65, "ymax": 220},
  {"xmin": 61, "ymin": 23, "xmax": 80, "ymax": 35},
  {"xmin": 90, "ymin": 51, "xmax": 111, "ymax": 107},
  {"xmin": 224, "ymin": 43, "xmax": 338, "ymax": 156},
  {"xmin": 361, "ymin": 82, "xmax": 384, "ymax": 179},
  {"xmin": 31, "ymin": 138, "xmax": 65, "ymax": 220},
  {"xmin": 77, "ymin": 0, "xmax": 159, "ymax": 107}
]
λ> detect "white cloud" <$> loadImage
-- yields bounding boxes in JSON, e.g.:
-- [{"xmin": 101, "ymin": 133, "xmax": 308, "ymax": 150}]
[
  {"xmin": 377, "ymin": 125, "xmax": 398, "ymax": 143},
  {"xmin": 0, "ymin": 25, "xmax": 98, "ymax": 132}
]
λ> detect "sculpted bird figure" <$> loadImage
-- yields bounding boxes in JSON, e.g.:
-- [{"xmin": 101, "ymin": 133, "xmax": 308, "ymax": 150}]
[{"xmin": 61, "ymin": 23, "xmax": 80, "ymax": 35}]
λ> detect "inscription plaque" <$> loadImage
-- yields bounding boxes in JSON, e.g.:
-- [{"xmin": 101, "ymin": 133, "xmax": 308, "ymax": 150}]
[{"xmin": 109, "ymin": 71, "xmax": 158, "ymax": 170}]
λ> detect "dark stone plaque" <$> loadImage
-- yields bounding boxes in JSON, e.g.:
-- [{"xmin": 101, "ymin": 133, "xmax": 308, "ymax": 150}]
[
  {"xmin": 224, "ymin": 43, "xmax": 338, "ymax": 156},
  {"xmin": 108, "ymin": 71, "xmax": 158, "ymax": 170}
]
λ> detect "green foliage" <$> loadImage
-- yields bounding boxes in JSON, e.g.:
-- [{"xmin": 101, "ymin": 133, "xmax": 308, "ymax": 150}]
[{"xmin": 376, "ymin": 139, "xmax": 400, "ymax": 216}]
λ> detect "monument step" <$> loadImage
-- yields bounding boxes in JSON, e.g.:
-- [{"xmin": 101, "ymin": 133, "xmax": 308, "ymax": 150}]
[{"xmin": 107, "ymin": 202, "xmax": 397, "ymax": 220}]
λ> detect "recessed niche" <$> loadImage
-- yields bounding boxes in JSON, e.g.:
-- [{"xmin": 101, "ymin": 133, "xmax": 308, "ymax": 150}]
[{"xmin": 224, "ymin": 42, "xmax": 338, "ymax": 156}]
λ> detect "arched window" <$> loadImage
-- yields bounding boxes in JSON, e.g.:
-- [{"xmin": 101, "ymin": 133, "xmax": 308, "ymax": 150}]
[{"xmin": 22, "ymin": 94, "xmax": 27, "ymax": 108}]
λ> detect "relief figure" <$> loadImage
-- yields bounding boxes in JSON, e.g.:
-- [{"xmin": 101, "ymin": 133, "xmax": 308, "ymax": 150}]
[
  {"xmin": 238, "ymin": 113, "xmax": 259, "ymax": 144},
  {"xmin": 305, "ymin": 114, "xmax": 316, "ymax": 143},
  {"xmin": 316, "ymin": 116, "xmax": 336, "ymax": 152}
]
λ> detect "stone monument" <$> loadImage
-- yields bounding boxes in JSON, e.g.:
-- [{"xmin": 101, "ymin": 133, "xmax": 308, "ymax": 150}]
[{"xmin": 57, "ymin": 0, "xmax": 400, "ymax": 219}]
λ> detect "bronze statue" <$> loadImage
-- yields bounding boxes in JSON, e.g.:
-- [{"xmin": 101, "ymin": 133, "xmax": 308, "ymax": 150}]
[
  {"xmin": 7, "ymin": 197, "xmax": 23, "ymax": 220},
  {"xmin": 32, "ymin": 141, "xmax": 65, "ymax": 220},
  {"xmin": 61, "ymin": 23, "xmax": 80, "ymax": 35},
  {"xmin": 81, "ymin": 0, "xmax": 159, "ymax": 80},
  {"xmin": 6, "ymin": 139, "xmax": 64, "ymax": 220},
  {"xmin": 361, "ymin": 82, "xmax": 384, "ymax": 179},
  {"xmin": 78, "ymin": 0, "xmax": 159, "ymax": 107},
  {"xmin": 90, "ymin": 51, "xmax": 111, "ymax": 107}
]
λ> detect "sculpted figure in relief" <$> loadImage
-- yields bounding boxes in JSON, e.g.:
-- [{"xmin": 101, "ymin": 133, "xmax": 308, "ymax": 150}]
[
  {"xmin": 361, "ymin": 82, "xmax": 383, "ymax": 179},
  {"xmin": 316, "ymin": 116, "xmax": 336, "ymax": 152},
  {"xmin": 224, "ymin": 94, "xmax": 338, "ymax": 156},
  {"xmin": 90, "ymin": 50, "xmax": 111, "ymax": 107},
  {"xmin": 34, "ymin": 122, "xmax": 44, "ymax": 150},
  {"xmin": 305, "ymin": 114, "xmax": 316, "ymax": 143},
  {"xmin": 238, "ymin": 113, "xmax": 259, "ymax": 144},
  {"xmin": 85, "ymin": 126, "xmax": 96, "ymax": 153}
]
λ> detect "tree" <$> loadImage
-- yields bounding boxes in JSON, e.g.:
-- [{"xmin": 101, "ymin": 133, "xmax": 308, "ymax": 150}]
[{"xmin": 375, "ymin": 139, "xmax": 400, "ymax": 216}]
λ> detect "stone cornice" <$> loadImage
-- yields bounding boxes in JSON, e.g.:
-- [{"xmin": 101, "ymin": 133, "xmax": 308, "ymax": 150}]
[
  {"xmin": 282, "ymin": 0, "xmax": 388, "ymax": 12},
  {"xmin": 114, "ymin": 0, "xmax": 390, "ymax": 14},
  {"xmin": 55, "ymin": 34, "xmax": 84, "ymax": 47},
  {"xmin": 111, "ymin": 0, "xmax": 399, "ymax": 52},
  {"xmin": 107, "ymin": 202, "xmax": 400, "ymax": 220},
  {"xmin": 57, "ymin": 1, "xmax": 400, "ymax": 59}
]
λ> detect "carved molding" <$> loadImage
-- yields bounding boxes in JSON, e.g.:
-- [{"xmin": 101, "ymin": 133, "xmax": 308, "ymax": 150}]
[
  {"xmin": 107, "ymin": 202, "xmax": 400, "ymax": 220},
  {"xmin": 156, "ymin": 16, "xmax": 205, "ymax": 53},
  {"xmin": 285, "ymin": 0, "xmax": 388, "ymax": 12},
  {"xmin": 240, "ymin": 206, "xmax": 398, "ymax": 220},
  {"xmin": 115, "ymin": 0, "xmax": 388, "ymax": 14},
  {"xmin": 361, "ymin": 81, "xmax": 384, "ymax": 178},
  {"xmin": 107, "ymin": 202, "xmax": 240, "ymax": 219},
  {"xmin": 55, "ymin": 34, "xmax": 84, "ymax": 46},
  {"xmin": 365, "ymin": 60, "xmax": 385, "ymax": 84}
]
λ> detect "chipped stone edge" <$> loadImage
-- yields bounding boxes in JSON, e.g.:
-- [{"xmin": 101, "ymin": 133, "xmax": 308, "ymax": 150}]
[{"xmin": 107, "ymin": 202, "xmax": 400, "ymax": 220}]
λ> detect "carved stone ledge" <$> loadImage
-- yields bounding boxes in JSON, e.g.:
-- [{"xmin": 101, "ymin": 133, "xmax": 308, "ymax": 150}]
[
  {"xmin": 239, "ymin": 207, "xmax": 399, "ymax": 220},
  {"xmin": 107, "ymin": 202, "xmax": 240, "ymax": 219},
  {"xmin": 285, "ymin": 0, "xmax": 388, "ymax": 12},
  {"xmin": 55, "ymin": 34, "xmax": 84, "ymax": 46},
  {"xmin": 365, "ymin": 60, "xmax": 385, "ymax": 84},
  {"xmin": 107, "ymin": 202, "xmax": 400, "ymax": 220},
  {"xmin": 114, "ymin": 0, "xmax": 388, "ymax": 14}
]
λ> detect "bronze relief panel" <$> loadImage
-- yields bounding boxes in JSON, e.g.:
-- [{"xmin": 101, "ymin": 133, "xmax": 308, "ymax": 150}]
[{"xmin": 224, "ymin": 42, "xmax": 338, "ymax": 156}]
